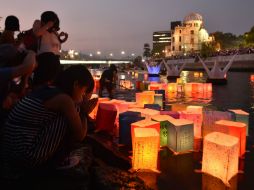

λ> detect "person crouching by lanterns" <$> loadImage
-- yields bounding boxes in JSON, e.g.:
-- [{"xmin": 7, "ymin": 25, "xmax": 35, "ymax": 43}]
[{"xmin": 98, "ymin": 64, "xmax": 118, "ymax": 99}]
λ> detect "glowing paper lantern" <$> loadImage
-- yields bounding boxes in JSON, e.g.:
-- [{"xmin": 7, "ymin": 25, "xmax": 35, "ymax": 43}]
[
  {"xmin": 202, "ymin": 111, "xmax": 234, "ymax": 137},
  {"xmin": 119, "ymin": 80, "xmax": 132, "ymax": 89},
  {"xmin": 202, "ymin": 132, "xmax": 239, "ymax": 185},
  {"xmin": 154, "ymin": 94, "xmax": 163, "ymax": 108},
  {"xmin": 119, "ymin": 111, "xmax": 144, "ymax": 146},
  {"xmin": 132, "ymin": 128, "xmax": 160, "ymax": 171},
  {"xmin": 160, "ymin": 111, "xmax": 180, "ymax": 119},
  {"xmin": 152, "ymin": 115, "xmax": 174, "ymax": 146},
  {"xmin": 229, "ymin": 109, "xmax": 249, "ymax": 136},
  {"xmin": 180, "ymin": 111, "xmax": 202, "ymax": 138},
  {"xmin": 171, "ymin": 103, "xmax": 188, "ymax": 112},
  {"xmin": 167, "ymin": 118, "xmax": 194, "ymax": 153},
  {"xmin": 176, "ymin": 78, "xmax": 183, "ymax": 84},
  {"xmin": 214, "ymin": 120, "xmax": 246, "ymax": 157},
  {"xmin": 144, "ymin": 73, "xmax": 148, "ymax": 81},
  {"xmin": 95, "ymin": 102, "xmax": 117, "ymax": 133},
  {"xmin": 89, "ymin": 97, "xmax": 109, "ymax": 119},
  {"xmin": 135, "ymin": 92, "xmax": 154, "ymax": 107},
  {"xmin": 203, "ymin": 83, "xmax": 212, "ymax": 92},
  {"xmin": 167, "ymin": 83, "xmax": 177, "ymax": 93},
  {"xmin": 184, "ymin": 83, "xmax": 192, "ymax": 93},
  {"xmin": 119, "ymin": 74, "xmax": 126, "ymax": 80}
]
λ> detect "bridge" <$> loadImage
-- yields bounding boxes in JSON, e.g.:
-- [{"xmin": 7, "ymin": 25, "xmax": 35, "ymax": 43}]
[{"xmin": 60, "ymin": 59, "xmax": 132, "ymax": 65}]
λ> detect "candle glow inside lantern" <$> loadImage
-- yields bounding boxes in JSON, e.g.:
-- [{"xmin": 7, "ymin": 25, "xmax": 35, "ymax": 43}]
[
  {"xmin": 167, "ymin": 118, "xmax": 194, "ymax": 153},
  {"xmin": 229, "ymin": 109, "xmax": 249, "ymax": 136},
  {"xmin": 95, "ymin": 102, "xmax": 117, "ymax": 133},
  {"xmin": 202, "ymin": 132, "xmax": 239, "ymax": 185},
  {"xmin": 202, "ymin": 111, "xmax": 234, "ymax": 137},
  {"xmin": 203, "ymin": 83, "xmax": 212, "ymax": 92},
  {"xmin": 167, "ymin": 83, "xmax": 177, "ymax": 93},
  {"xmin": 132, "ymin": 128, "xmax": 160, "ymax": 171},
  {"xmin": 214, "ymin": 120, "xmax": 246, "ymax": 157},
  {"xmin": 89, "ymin": 97, "xmax": 109, "ymax": 119},
  {"xmin": 152, "ymin": 115, "xmax": 174, "ymax": 147},
  {"xmin": 154, "ymin": 94, "xmax": 163, "ymax": 108},
  {"xmin": 136, "ymin": 92, "xmax": 155, "ymax": 107}
]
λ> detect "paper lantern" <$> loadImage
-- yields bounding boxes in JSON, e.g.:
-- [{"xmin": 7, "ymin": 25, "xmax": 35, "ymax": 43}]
[
  {"xmin": 132, "ymin": 128, "xmax": 160, "ymax": 171},
  {"xmin": 167, "ymin": 83, "xmax": 177, "ymax": 93},
  {"xmin": 144, "ymin": 73, "xmax": 148, "ymax": 81},
  {"xmin": 194, "ymin": 72, "xmax": 200, "ymax": 78},
  {"xmin": 119, "ymin": 111, "xmax": 144, "ymax": 146},
  {"xmin": 155, "ymin": 90, "xmax": 166, "ymax": 100},
  {"xmin": 119, "ymin": 80, "xmax": 132, "ymax": 89},
  {"xmin": 152, "ymin": 115, "xmax": 174, "ymax": 146},
  {"xmin": 177, "ymin": 85, "xmax": 184, "ymax": 93},
  {"xmin": 180, "ymin": 111, "xmax": 202, "ymax": 138},
  {"xmin": 251, "ymin": 75, "xmax": 254, "ymax": 82},
  {"xmin": 119, "ymin": 74, "xmax": 126, "ymax": 80},
  {"xmin": 160, "ymin": 111, "xmax": 180, "ymax": 119},
  {"xmin": 203, "ymin": 83, "xmax": 212, "ymax": 92},
  {"xmin": 176, "ymin": 78, "xmax": 183, "ymax": 84},
  {"xmin": 229, "ymin": 109, "xmax": 249, "ymax": 136},
  {"xmin": 95, "ymin": 102, "xmax": 117, "ymax": 133},
  {"xmin": 167, "ymin": 118, "xmax": 194, "ymax": 153},
  {"xmin": 214, "ymin": 120, "xmax": 246, "ymax": 157},
  {"xmin": 202, "ymin": 132, "xmax": 239, "ymax": 185},
  {"xmin": 148, "ymin": 83, "xmax": 161, "ymax": 90},
  {"xmin": 89, "ymin": 97, "xmax": 109, "ymax": 119},
  {"xmin": 135, "ymin": 92, "xmax": 154, "ymax": 107},
  {"xmin": 135, "ymin": 81, "xmax": 141, "ymax": 90},
  {"xmin": 154, "ymin": 94, "xmax": 163, "ymax": 108},
  {"xmin": 134, "ymin": 72, "xmax": 139, "ymax": 79},
  {"xmin": 131, "ymin": 119, "xmax": 160, "ymax": 138},
  {"xmin": 184, "ymin": 83, "xmax": 192, "ymax": 93},
  {"xmin": 171, "ymin": 103, "xmax": 188, "ymax": 112},
  {"xmin": 202, "ymin": 111, "xmax": 234, "ymax": 137},
  {"xmin": 144, "ymin": 104, "xmax": 161, "ymax": 111}
]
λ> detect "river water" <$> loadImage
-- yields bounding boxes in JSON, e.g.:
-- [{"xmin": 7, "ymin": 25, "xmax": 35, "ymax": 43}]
[{"xmin": 115, "ymin": 70, "xmax": 254, "ymax": 190}]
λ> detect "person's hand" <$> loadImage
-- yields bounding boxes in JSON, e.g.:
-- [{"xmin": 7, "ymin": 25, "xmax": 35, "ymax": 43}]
[
  {"xmin": 59, "ymin": 32, "xmax": 68, "ymax": 43},
  {"xmin": 80, "ymin": 98, "xmax": 98, "ymax": 115}
]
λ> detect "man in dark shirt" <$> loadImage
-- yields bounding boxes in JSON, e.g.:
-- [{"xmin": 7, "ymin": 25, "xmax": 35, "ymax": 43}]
[{"xmin": 98, "ymin": 64, "xmax": 117, "ymax": 99}]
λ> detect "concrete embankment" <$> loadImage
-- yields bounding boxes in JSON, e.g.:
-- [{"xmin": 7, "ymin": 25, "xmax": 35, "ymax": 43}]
[{"xmin": 167, "ymin": 54, "xmax": 254, "ymax": 71}]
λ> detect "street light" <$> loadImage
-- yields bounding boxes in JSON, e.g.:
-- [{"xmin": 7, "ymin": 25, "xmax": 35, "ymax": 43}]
[
  {"xmin": 121, "ymin": 51, "xmax": 125, "ymax": 55},
  {"xmin": 97, "ymin": 51, "xmax": 101, "ymax": 55},
  {"xmin": 109, "ymin": 53, "xmax": 113, "ymax": 57}
]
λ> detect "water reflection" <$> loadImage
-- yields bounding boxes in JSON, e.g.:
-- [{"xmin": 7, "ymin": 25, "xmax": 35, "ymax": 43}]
[{"xmin": 202, "ymin": 173, "xmax": 237, "ymax": 190}]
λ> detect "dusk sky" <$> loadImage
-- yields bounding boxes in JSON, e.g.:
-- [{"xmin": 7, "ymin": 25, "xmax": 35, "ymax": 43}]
[{"xmin": 1, "ymin": 0, "xmax": 254, "ymax": 57}]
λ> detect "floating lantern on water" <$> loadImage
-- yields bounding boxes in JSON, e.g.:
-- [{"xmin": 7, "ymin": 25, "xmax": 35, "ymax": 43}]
[
  {"xmin": 180, "ymin": 111, "xmax": 202, "ymax": 138},
  {"xmin": 203, "ymin": 83, "xmax": 212, "ymax": 92},
  {"xmin": 202, "ymin": 110, "xmax": 234, "ymax": 137},
  {"xmin": 119, "ymin": 73, "xmax": 126, "ymax": 80},
  {"xmin": 144, "ymin": 73, "xmax": 148, "ymax": 81},
  {"xmin": 154, "ymin": 94, "xmax": 163, "ymax": 108},
  {"xmin": 134, "ymin": 72, "xmax": 139, "ymax": 79},
  {"xmin": 119, "ymin": 80, "xmax": 132, "ymax": 89},
  {"xmin": 148, "ymin": 83, "xmax": 161, "ymax": 90},
  {"xmin": 214, "ymin": 120, "xmax": 246, "ymax": 157},
  {"xmin": 89, "ymin": 97, "xmax": 109, "ymax": 119},
  {"xmin": 176, "ymin": 78, "xmax": 183, "ymax": 84},
  {"xmin": 132, "ymin": 128, "xmax": 160, "ymax": 171},
  {"xmin": 152, "ymin": 115, "xmax": 174, "ymax": 146},
  {"xmin": 167, "ymin": 118, "xmax": 194, "ymax": 153},
  {"xmin": 95, "ymin": 102, "xmax": 117, "ymax": 133},
  {"xmin": 171, "ymin": 103, "xmax": 188, "ymax": 112},
  {"xmin": 202, "ymin": 132, "xmax": 239, "ymax": 185},
  {"xmin": 135, "ymin": 92, "xmax": 154, "ymax": 107},
  {"xmin": 167, "ymin": 83, "xmax": 177, "ymax": 93},
  {"xmin": 229, "ymin": 109, "xmax": 249, "ymax": 136},
  {"xmin": 119, "ymin": 111, "xmax": 144, "ymax": 146}
]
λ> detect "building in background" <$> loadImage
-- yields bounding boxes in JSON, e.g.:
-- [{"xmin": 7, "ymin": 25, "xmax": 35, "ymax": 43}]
[
  {"xmin": 168, "ymin": 13, "xmax": 213, "ymax": 56},
  {"xmin": 152, "ymin": 31, "xmax": 171, "ymax": 58}
]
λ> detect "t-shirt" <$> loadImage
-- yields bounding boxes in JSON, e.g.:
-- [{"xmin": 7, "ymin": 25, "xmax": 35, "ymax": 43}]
[{"xmin": 37, "ymin": 31, "xmax": 61, "ymax": 55}]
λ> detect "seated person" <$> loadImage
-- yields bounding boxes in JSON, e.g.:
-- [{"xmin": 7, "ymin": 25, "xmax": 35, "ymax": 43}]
[{"xmin": 0, "ymin": 63, "xmax": 94, "ymax": 180}]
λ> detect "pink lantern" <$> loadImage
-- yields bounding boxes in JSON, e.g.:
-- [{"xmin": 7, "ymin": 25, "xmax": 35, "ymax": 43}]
[
  {"xmin": 89, "ymin": 97, "xmax": 109, "ymax": 119},
  {"xmin": 202, "ymin": 132, "xmax": 239, "ymax": 185},
  {"xmin": 214, "ymin": 120, "xmax": 246, "ymax": 157},
  {"xmin": 203, "ymin": 83, "xmax": 212, "ymax": 92}
]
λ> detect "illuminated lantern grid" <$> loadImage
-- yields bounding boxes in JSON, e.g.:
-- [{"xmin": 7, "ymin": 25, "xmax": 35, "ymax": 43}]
[
  {"xmin": 214, "ymin": 120, "xmax": 246, "ymax": 157},
  {"xmin": 132, "ymin": 128, "xmax": 160, "ymax": 171},
  {"xmin": 202, "ymin": 132, "xmax": 239, "ymax": 185}
]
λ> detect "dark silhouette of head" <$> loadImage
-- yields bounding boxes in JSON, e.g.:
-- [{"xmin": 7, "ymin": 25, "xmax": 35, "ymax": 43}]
[
  {"xmin": 109, "ymin": 64, "xmax": 117, "ymax": 72},
  {"xmin": 5, "ymin": 15, "xmax": 20, "ymax": 31},
  {"xmin": 41, "ymin": 11, "xmax": 59, "ymax": 31}
]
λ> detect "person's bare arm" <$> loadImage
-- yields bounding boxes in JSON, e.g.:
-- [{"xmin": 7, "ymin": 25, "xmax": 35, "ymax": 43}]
[
  {"xmin": 33, "ymin": 21, "xmax": 54, "ymax": 37},
  {"xmin": 45, "ymin": 94, "xmax": 87, "ymax": 141}
]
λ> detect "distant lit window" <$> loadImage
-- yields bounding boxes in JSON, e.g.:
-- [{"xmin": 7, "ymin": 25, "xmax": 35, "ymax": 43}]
[{"xmin": 191, "ymin": 30, "xmax": 194, "ymax": 35}]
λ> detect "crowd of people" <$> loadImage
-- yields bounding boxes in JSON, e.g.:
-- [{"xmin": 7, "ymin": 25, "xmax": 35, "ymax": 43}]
[{"xmin": 0, "ymin": 11, "xmax": 99, "ymax": 183}]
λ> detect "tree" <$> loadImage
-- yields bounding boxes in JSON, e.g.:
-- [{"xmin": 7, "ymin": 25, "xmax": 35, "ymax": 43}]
[
  {"xmin": 245, "ymin": 26, "xmax": 254, "ymax": 46},
  {"xmin": 200, "ymin": 42, "xmax": 215, "ymax": 58},
  {"xmin": 143, "ymin": 43, "xmax": 151, "ymax": 59},
  {"xmin": 211, "ymin": 31, "xmax": 243, "ymax": 49}
]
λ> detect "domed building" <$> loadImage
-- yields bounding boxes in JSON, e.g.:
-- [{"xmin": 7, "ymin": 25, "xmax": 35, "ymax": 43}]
[{"xmin": 167, "ymin": 12, "xmax": 213, "ymax": 56}]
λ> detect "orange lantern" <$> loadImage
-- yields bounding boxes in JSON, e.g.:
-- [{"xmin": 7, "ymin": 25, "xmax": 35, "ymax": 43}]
[
  {"xmin": 202, "ymin": 132, "xmax": 239, "ymax": 185},
  {"xmin": 167, "ymin": 83, "xmax": 177, "ymax": 93},
  {"xmin": 203, "ymin": 83, "xmax": 212, "ymax": 92},
  {"xmin": 132, "ymin": 128, "xmax": 160, "ymax": 171},
  {"xmin": 135, "ymin": 92, "xmax": 154, "ymax": 107},
  {"xmin": 214, "ymin": 120, "xmax": 246, "ymax": 157},
  {"xmin": 229, "ymin": 109, "xmax": 249, "ymax": 136},
  {"xmin": 89, "ymin": 97, "xmax": 109, "ymax": 119}
]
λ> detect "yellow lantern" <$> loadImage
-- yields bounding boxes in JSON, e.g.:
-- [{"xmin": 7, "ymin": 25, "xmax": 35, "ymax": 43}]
[
  {"xmin": 167, "ymin": 83, "xmax": 177, "ymax": 93},
  {"xmin": 135, "ymin": 92, "xmax": 154, "ymax": 107},
  {"xmin": 202, "ymin": 132, "xmax": 239, "ymax": 185},
  {"xmin": 132, "ymin": 128, "xmax": 160, "ymax": 171}
]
